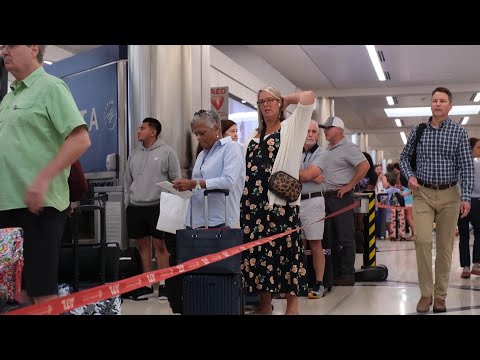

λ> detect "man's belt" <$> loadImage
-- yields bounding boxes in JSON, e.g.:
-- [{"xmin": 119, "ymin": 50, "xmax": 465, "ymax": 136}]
[
  {"xmin": 323, "ymin": 190, "xmax": 340, "ymax": 197},
  {"xmin": 417, "ymin": 179, "xmax": 457, "ymax": 190},
  {"xmin": 301, "ymin": 191, "xmax": 324, "ymax": 200},
  {"xmin": 323, "ymin": 189, "xmax": 354, "ymax": 198}
]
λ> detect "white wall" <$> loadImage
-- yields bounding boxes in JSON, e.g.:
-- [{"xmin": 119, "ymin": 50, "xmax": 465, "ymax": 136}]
[
  {"xmin": 214, "ymin": 45, "xmax": 300, "ymax": 93},
  {"xmin": 210, "ymin": 46, "xmax": 302, "ymax": 114}
]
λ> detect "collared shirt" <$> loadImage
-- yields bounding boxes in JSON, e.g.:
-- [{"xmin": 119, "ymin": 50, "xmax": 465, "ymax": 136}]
[
  {"xmin": 300, "ymin": 143, "xmax": 328, "ymax": 194},
  {"xmin": 0, "ymin": 67, "xmax": 87, "ymax": 211},
  {"xmin": 400, "ymin": 118, "xmax": 474, "ymax": 201},
  {"xmin": 186, "ymin": 136, "xmax": 245, "ymax": 229},
  {"xmin": 322, "ymin": 137, "xmax": 367, "ymax": 191}
]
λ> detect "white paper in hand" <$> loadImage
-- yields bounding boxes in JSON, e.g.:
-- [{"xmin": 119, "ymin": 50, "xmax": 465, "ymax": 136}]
[
  {"xmin": 156, "ymin": 181, "xmax": 193, "ymax": 199},
  {"xmin": 156, "ymin": 192, "xmax": 188, "ymax": 233}
]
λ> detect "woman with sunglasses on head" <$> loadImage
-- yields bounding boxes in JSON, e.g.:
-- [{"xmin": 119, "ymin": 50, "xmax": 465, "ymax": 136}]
[
  {"xmin": 240, "ymin": 87, "xmax": 315, "ymax": 315},
  {"xmin": 173, "ymin": 110, "xmax": 245, "ymax": 229},
  {"xmin": 194, "ymin": 119, "xmax": 240, "ymax": 158}
]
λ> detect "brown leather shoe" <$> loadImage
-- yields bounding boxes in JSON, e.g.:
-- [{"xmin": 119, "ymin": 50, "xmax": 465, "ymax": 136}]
[
  {"xmin": 433, "ymin": 298, "xmax": 447, "ymax": 313},
  {"xmin": 416, "ymin": 296, "xmax": 433, "ymax": 313}
]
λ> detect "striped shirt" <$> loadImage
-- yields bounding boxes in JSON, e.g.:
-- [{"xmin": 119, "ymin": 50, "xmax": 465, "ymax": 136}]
[{"xmin": 400, "ymin": 118, "xmax": 474, "ymax": 202}]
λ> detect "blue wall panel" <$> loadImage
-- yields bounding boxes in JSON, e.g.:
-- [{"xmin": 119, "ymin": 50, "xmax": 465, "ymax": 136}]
[{"xmin": 62, "ymin": 63, "xmax": 119, "ymax": 173}]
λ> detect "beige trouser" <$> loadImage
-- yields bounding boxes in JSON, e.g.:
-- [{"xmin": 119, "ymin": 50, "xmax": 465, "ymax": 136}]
[{"xmin": 413, "ymin": 185, "xmax": 460, "ymax": 300}]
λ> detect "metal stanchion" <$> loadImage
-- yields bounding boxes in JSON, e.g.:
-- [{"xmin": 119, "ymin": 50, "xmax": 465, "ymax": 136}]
[{"xmin": 354, "ymin": 191, "xmax": 388, "ymax": 282}]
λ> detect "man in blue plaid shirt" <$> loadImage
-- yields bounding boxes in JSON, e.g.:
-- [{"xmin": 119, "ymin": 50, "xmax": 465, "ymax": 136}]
[{"xmin": 400, "ymin": 87, "xmax": 474, "ymax": 314}]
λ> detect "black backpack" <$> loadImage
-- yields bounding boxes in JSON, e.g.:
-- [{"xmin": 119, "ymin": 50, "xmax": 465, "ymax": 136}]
[{"xmin": 400, "ymin": 123, "xmax": 427, "ymax": 187}]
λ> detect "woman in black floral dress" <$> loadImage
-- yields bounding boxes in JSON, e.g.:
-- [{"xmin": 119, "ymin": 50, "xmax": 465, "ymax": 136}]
[{"xmin": 240, "ymin": 86, "xmax": 315, "ymax": 315}]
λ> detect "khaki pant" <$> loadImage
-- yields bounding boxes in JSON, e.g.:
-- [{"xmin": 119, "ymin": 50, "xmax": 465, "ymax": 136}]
[{"xmin": 413, "ymin": 186, "xmax": 460, "ymax": 300}]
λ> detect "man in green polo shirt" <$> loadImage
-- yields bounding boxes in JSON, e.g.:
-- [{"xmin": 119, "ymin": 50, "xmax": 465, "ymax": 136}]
[{"xmin": 0, "ymin": 45, "xmax": 91, "ymax": 305}]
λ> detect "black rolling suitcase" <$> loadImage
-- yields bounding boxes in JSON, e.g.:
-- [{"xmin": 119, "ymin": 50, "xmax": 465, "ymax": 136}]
[
  {"xmin": 177, "ymin": 189, "xmax": 244, "ymax": 315},
  {"xmin": 118, "ymin": 246, "xmax": 143, "ymax": 299},
  {"xmin": 164, "ymin": 231, "xmax": 183, "ymax": 314},
  {"xmin": 183, "ymin": 273, "xmax": 244, "ymax": 315},
  {"xmin": 58, "ymin": 205, "xmax": 121, "ymax": 315}
]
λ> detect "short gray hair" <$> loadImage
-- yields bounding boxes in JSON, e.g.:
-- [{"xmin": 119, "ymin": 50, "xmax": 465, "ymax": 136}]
[
  {"xmin": 37, "ymin": 45, "xmax": 47, "ymax": 63},
  {"xmin": 310, "ymin": 119, "xmax": 319, "ymax": 128},
  {"xmin": 190, "ymin": 109, "xmax": 221, "ymax": 130},
  {"xmin": 27, "ymin": 45, "xmax": 47, "ymax": 63}
]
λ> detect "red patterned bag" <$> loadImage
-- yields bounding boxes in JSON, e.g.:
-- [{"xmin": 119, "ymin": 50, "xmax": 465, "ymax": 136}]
[{"xmin": 0, "ymin": 228, "xmax": 24, "ymax": 303}]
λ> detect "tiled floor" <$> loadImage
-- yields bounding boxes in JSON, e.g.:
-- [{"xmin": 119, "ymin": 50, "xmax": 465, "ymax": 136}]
[{"xmin": 122, "ymin": 233, "xmax": 480, "ymax": 315}]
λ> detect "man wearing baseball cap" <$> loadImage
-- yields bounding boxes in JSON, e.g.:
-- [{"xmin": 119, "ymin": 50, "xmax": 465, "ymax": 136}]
[
  {"xmin": 319, "ymin": 116, "xmax": 370, "ymax": 286},
  {"xmin": 319, "ymin": 116, "xmax": 345, "ymax": 129}
]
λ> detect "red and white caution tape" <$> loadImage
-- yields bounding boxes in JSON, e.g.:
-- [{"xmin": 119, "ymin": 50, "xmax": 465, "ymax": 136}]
[{"xmin": 4, "ymin": 201, "xmax": 359, "ymax": 315}]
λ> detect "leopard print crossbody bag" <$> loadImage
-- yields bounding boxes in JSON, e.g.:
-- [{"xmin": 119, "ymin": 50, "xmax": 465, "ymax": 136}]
[{"xmin": 259, "ymin": 134, "xmax": 302, "ymax": 203}]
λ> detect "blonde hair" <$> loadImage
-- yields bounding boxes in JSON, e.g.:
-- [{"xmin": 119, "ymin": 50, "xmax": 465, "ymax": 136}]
[{"xmin": 256, "ymin": 86, "xmax": 284, "ymax": 133}]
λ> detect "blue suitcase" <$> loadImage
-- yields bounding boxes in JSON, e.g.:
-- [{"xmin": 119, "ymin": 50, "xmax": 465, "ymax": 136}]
[{"xmin": 183, "ymin": 273, "xmax": 244, "ymax": 315}]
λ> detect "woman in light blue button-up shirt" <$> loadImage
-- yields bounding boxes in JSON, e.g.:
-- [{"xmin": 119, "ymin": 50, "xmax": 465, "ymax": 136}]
[{"xmin": 173, "ymin": 110, "xmax": 245, "ymax": 229}]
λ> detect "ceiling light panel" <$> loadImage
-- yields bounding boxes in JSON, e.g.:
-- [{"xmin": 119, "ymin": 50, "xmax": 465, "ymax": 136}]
[
  {"xmin": 385, "ymin": 105, "xmax": 480, "ymax": 117},
  {"xmin": 365, "ymin": 45, "xmax": 386, "ymax": 82}
]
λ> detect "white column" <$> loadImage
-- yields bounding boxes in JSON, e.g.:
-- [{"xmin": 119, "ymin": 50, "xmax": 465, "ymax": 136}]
[
  {"xmin": 382, "ymin": 158, "xmax": 389, "ymax": 173},
  {"xmin": 376, "ymin": 150, "xmax": 384, "ymax": 165},
  {"xmin": 128, "ymin": 45, "xmax": 211, "ymax": 178},
  {"xmin": 351, "ymin": 133, "xmax": 368, "ymax": 152},
  {"xmin": 127, "ymin": 45, "xmax": 152, "ymax": 154},
  {"xmin": 369, "ymin": 150, "xmax": 377, "ymax": 165},
  {"xmin": 314, "ymin": 97, "xmax": 334, "ymax": 148}
]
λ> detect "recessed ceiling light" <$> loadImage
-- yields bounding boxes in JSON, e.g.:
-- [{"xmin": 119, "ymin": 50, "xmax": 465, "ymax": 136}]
[
  {"xmin": 43, "ymin": 60, "xmax": 53, "ymax": 65},
  {"xmin": 385, "ymin": 105, "xmax": 480, "ymax": 117},
  {"xmin": 400, "ymin": 132, "xmax": 407, "ymax": 145},
  {"xmin": 461, "ymin": 116, "xmax": 469, "ymax": 125},
  {"xmin": 395, "ymin": 118, "xmax": 403, "ymax": 127},
  {"xmin": 474, "ymin": 93, "xmax": 480, "ymax": 102},
  {"xmin": 365, "ymin": 45, "xmax": 386, "ymax": 82},
  {"xmin": 241, "ymin": 100, "xmax": 246, "ymax": 104},
  {"xmin": 386, "ymin": 96, "xmax": 394, "ymax": 106}
]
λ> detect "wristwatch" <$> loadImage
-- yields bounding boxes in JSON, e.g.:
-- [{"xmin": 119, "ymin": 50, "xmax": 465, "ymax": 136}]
[{"xmin": 195, "ymin": 180, "xmax": 201, "ymax": 190}]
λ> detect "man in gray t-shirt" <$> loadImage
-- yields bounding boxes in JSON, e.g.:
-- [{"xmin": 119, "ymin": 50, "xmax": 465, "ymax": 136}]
[{"xmin": 319, "ymin": 117, "xmax": 369, "ymax": 286}]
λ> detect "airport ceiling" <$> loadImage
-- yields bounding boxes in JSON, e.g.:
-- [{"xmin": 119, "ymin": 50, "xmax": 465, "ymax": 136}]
[{"xmin": 48, "ymin": 45, "xmax": 480, "ymax": 160}]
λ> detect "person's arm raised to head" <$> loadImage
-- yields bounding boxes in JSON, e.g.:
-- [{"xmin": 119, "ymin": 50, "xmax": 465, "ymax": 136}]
[{"xmin": 281, "ymin": 91, "xmax": 315, "ymax": 109}]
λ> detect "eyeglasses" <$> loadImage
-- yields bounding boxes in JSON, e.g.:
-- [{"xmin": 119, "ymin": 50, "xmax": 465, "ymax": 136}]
[
  {"xmin": 0, "ymin": 45, "xmax": 19, "ymax": 53},
  {"xmin": 256, "ymin": 97, "xmax": 278, "ymax": 106}
]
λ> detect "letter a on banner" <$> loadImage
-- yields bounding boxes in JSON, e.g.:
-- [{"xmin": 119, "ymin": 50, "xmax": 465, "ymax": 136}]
[{"xmin": 211, "ymin": 86, "xmax": 229, "ymax": 120}]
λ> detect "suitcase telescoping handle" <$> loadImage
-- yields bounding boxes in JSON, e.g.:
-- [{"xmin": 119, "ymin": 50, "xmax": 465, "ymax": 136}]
[
  {"xmin": 203, "ymin": 189, "xmax": 229, "ymax": 229},
  {"xmin": 72, "ymin": 205, "xmax": 107, "ymax": 291}
]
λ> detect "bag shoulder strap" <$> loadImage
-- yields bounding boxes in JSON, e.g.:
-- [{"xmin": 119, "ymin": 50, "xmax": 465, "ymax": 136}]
[
  {"xmin": 413, "ymin": 123, "xmax": 427, "ymax": 152},
  {"xmin": 259, "ymin": 128, "xmax": 274, "ymax": 168}
]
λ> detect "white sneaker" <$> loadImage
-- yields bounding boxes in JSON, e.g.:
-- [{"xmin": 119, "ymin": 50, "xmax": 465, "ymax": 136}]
[
  {"xmin": 471, "ymin": 263, "xmax": 480, "ymax": 276},
  {"xmin": 308, "ymin": 283, "xmax": 326, "ymax": 299},
  {"xmin": 461, "ymin": 267, "xmax": 471, "ymax": 279}
]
